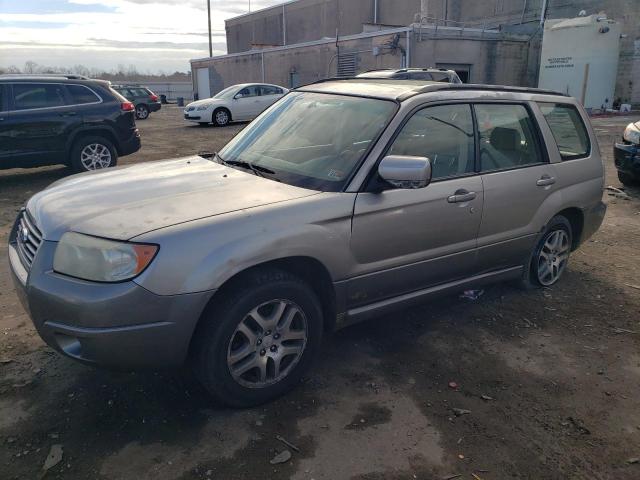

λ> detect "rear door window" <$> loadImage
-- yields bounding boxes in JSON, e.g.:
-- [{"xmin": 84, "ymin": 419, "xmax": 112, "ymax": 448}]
[
  {"xmin": 12, "ymin": 83, "xmax": 67, "ymax": 110},
  {"xmin": 0, "ymin": 85, "xmax": 5, "ymax": 112},
  {"xmin": 538, "ymin": 103, "xmax": 590, "ymax": 160},
  {"xmin": 260, "ymin": 85, "xmax": 281, "ymax": 95},
  {"xmin": 475, "ymin": 103, "xmax": 544, "ymax": 172},
  {"xmin": 66, "ymin": 84, "xmax": 100, "ymax": 105}
]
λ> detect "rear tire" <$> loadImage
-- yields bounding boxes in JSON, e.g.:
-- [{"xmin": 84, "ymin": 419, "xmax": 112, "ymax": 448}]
[
  {"xmin": 192, "ymin": 268, "xmax": 323, "ymax": 407},
  {"xmin": 70, "ymin": 136, "xmax": 118, "ymax": 173},
  {"xmin": 521, "ymin": 215, "xmax": 572, "ymax": 288},
  {"xmin": 135, "ymin": 104, "xmax": 149, "ymax": 120},
  {"xmin": 213, "ymin": 108, "xmax": 231, "ymax": 127},
  {"xmin": 618, "ymin": 171, "xmax": 638, "ymax": 186}
]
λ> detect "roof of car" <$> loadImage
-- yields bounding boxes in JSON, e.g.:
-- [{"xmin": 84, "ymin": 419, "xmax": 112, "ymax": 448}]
[
  {"xmin": 0, "ymin": 75, "xmax": 111, "ymax": 87},
  {"xmin": 297, "ymin": 78, "xmax": 567, "ymax": 101}
]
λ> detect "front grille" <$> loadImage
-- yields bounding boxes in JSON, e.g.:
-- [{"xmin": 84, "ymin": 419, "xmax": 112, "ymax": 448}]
[{"xmin": 16, "ymin": 211, "xmax": 43, "ymax": 270}]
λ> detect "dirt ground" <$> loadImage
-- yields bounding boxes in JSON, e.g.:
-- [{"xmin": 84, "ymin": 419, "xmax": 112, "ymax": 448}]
[{"xmin": 1, "ymin": 106, "xmax": 640, "ymax": 480}]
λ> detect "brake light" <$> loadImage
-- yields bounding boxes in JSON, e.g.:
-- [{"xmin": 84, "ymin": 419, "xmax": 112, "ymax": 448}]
[
  {"xmin": 149, "ymin": 94, "xmax": 159, "ymax": 102},
  {"xmin": 121, "ymin": 101, "xmax": 135, "ymax": 111}
]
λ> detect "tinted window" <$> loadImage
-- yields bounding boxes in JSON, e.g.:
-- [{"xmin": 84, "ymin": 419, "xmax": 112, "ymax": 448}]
[
  {"xmin": 389, "ymin": 104, "xmax": 475, "ymax": 180},
  {"xmin": 260, "ymin": 85, "xmax": 281, "ymax": 95},
  {"xmin": 0, "ymin": 85, "xmax": 5, "ymax": 112},
  {"xmin": 538, "ymin": 103, "xmax": 590, "ymax": 160},
  {"xmin": 66, "ymin": 84, "xmax": 100, "ymax": 104},
  {"xmin": 476, "ymin": 104, "xmax": 543, "ymax": 171},
  {"xmin": 12, "ymin": 83, "xmax": 67, "ymax": 110},
  {"xmin": 236, "ymin": 86, "xmax": 260, "ymax": 98}
]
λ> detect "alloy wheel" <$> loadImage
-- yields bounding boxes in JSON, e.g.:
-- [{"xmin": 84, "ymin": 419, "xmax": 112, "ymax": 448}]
[
  {"xmin": 227, "ymin": 299, "xmax": 308, "ymax": 388},
  {"xmin": 215, "ymin": 110, "xmax": 229, "ymax": 125},
  {"xmin": 537, "ymin": 229, "xmax": 570, "ymax": 286},
  {"xmin": 80, "ymin": 143, "xmax": 112, "ymax": 170},
  {"xmin": 136, "ymin": 105, "xmax": 149, "ymax": 119}
]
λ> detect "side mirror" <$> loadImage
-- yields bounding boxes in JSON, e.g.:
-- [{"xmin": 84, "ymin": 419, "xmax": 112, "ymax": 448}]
[{"xmin": 378, "ymin": 155, "xmax": 432, "ymax": 189}]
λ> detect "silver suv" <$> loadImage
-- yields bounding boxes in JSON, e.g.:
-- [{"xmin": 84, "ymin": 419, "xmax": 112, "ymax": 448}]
[{"xmin": 9, "ymin": 79, "xmax": 605, "ymax": 406}]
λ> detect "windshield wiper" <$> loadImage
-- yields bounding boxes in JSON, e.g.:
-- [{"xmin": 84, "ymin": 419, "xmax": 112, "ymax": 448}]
[{"xmin": 216, "ymin": 153, "xmax": 276, "ymax": 178}]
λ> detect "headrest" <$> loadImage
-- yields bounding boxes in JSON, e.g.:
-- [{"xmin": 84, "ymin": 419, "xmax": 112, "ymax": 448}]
[{"xmin": 490, "ymin": 127, "xmax": 521, "ymax": 151}]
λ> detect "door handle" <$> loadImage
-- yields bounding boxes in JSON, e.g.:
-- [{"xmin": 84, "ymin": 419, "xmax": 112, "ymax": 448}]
[
  {"xmin": 536, "ymin": 175, "xmax": 556, "ymax": 187},
  {"xmin": 447, "ymin": 189, "xmax": 477, "ymax": 203}
]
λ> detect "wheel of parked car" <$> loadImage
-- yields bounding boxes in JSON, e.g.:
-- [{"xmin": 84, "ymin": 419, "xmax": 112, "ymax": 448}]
[
  {"xmin": 70, "ymin": 136, "xmax": 118, "ymax": 172},
  {"xmin": 213, "ymin": 108, "xmax": 231, "ymax": 127},
  {"xmin": 618, "ymin": 171, "xmax": 638, "ymax": 186},
  {"xmin": 136, "ymin": 104, "xmax": 150, "ymax": 120},
  {"xmin": 528, "ymin": 215, "xmax": 572, "ymax": 287},
  {"xmin": 192, "ymin": 268, "xmax": 322, "ymax": 407}
]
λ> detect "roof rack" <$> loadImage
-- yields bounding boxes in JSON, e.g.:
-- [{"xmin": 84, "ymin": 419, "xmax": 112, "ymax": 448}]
[
  {"xmin": 301, "ymin": 77, "xmax": 567, "ymax": 99},
  {"xmin": 0, "ymin": 74, "xmax": 90, "ymax": 80}
]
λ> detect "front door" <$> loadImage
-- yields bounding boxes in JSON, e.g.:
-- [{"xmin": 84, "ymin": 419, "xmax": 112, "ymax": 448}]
[
  {"xmin": 349, "ymin": 103, "xmax": 483, "ymax": 307},
  {"xmin": 474, "ymin": 102, "xmax": 558, "ymax": 272},
  {"xmin": 233, "ymin": 86, "xmax": 263, "ymax": 120}
]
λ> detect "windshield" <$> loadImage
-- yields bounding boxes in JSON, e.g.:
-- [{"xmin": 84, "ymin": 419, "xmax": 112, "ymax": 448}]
[
  {"xmin": 217, "ymin": 92, "xmax": 397, "ymax": 191},
  {"xmin": 213, "ymin": 86, "xmax": 239, "ymax": 100}
]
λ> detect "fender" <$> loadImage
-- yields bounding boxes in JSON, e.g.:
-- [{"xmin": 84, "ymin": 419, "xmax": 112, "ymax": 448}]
[{"xmin": 64, "ymin": 124, "xmax": 120, "ymax": 155}]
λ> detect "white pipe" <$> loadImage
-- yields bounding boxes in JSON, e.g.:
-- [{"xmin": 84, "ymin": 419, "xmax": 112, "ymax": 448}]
[
  {"xmin": 261, "ymin": 51, "xmax": 265, "ymax": 81},
  {"xmin": 540, "ymin": 0, "xmax": 547, "ymax": 25},
  {"xmin": 406, "ymin": 29, "xmax": 411, "ymax": 68},
  {"xmin": 282, "ymin": 4, "xmax": 287, "ymax": 45},
  {"xmin": 374, "ymin": 0, "xmax": 378, "ymax": 24}
]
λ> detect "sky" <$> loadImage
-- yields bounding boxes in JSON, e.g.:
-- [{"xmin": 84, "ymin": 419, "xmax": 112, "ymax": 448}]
[{"xmin": 0, "ymin": 0, "xmax": 284, "ymax": 73}]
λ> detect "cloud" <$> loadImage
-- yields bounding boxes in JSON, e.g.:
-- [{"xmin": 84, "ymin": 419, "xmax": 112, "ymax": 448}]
[{"xmin": 0, "ymin": 0, "xmax": 286, "ymax": 72}]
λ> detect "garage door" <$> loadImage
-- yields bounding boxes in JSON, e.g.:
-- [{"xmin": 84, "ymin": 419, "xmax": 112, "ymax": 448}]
[{"xmin": 197, "ymin": 68, "xmax": 210, "ymax": 99}]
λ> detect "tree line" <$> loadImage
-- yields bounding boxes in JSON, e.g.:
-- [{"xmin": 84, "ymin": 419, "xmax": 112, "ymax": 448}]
[{"xmin": 0, "ymin": 61, "xmax": 191, "ymax": 82}]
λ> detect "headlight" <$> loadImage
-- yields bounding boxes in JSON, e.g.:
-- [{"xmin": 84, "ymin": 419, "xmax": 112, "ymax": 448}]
[
  {"xmin": 196, "ymin": 105, "xmax": 210, "ymax": 111},
  {"xmin": 623, "ymin": 123, "xmax": 640, "ymax": 144},
  {"xmin": 53, "ymin": 232, "xmax": 158, "ymax": 282}
]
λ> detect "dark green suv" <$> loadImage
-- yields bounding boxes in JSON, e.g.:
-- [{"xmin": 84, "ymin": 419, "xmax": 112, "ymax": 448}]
[{"xmin": 112, "ymin": 85, "xmax": 161, "ymax": 120}]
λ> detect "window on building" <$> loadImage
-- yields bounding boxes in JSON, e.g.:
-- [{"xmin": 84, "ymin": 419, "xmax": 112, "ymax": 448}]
[
  {"xmin": 388, "ymin": 104, "xmax": 475, "ymax": 180},
  {"xmin": 476, "ymin": 104, "xmax": 543, "ymax": 171},
  {"xmin": 66, "ymin": 84, "xmax": 100, "ymax": 104},
  {"xmin": 538, "ymin": 103, "xmax": 590, "ymax": 160},
  {"xmin": 12, "ymin": 83, "xmax": 67, "ymax": 110}
]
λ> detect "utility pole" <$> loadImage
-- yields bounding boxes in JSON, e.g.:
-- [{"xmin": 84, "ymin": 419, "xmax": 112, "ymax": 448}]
[{"xmin": 207, "ymin": 0, "xmax": 213, "ymax": 57}]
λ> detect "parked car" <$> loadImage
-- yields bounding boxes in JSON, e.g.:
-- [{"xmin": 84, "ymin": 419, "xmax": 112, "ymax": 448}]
[
  {"xmin": 10, "ymin": 79, "xmax": 605, "ymax": 407},
  {"xmin": 614, "ymin": 119, "xmax": 640, "ymax": 185},
  {"xmin": 0, "ymin": 74, "xmax": 140, "ymax": 172},
  {"xmin": 357, "ymin": 68, "xmax": 462, "ymax": 83},
  {"xmin": 184, "ymin": 83, "xmax": 288, "ymax": 126},
  {"xmin": 112, "ymin": 84, "xmax": 161, "ymax": 120}
]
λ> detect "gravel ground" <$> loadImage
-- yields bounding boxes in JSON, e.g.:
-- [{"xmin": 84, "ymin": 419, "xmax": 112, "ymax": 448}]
[{"xmin": 1, "ymin": 106, "xmax": 639, "ymax": 480}]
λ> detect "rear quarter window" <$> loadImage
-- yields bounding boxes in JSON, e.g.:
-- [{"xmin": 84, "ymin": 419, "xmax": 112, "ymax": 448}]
[
  {"xmin": 538, "ymin": 103, "xmax": 590, "ymax": 160},
  {"xmin": 66, "ymin": 84, "xmax": 100, "ymax": 105}
]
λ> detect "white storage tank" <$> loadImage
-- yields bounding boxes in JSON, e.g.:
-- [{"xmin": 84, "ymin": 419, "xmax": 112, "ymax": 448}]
[{"xmin": 538, "ymin": 14, "xmax": 621, "ymax": 111}]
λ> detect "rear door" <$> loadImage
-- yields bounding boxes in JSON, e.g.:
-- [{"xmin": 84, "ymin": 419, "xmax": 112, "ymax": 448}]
[
  {"xmin": 5, "ymin": 82, "xmax": 79, "ymax": 167},
  {"xmin": 258, "ymin": 85, "xmax": 284, "ymax": 110},
  {"xmin": 0, "ymin": 84, "xmax": 11, "ymax": 164},
  {"xmin": 349, "ymin": 103, "xmax": 483, "ymax": 307},
  {"xmin": 474, "ymin": 102, "xmax": 558, "ymax": 273}
]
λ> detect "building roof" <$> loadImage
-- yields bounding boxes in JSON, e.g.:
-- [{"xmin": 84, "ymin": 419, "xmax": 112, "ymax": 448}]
[{"xmin": 297, "ymin": 78, "xmax": 567, "ymax": 101}]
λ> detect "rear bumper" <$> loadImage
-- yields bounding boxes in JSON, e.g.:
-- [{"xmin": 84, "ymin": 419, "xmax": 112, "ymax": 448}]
[
  {"xmin": 614, "ymin": 142, "xmax": 640, "ymax": 177},
  {"xmin": 149, "ymin": 102, "xmax": 161, "ymax": 113},
  {"xmin": 119, "ymin": 128, "xmax": 141, "ymax": 157},
  {"xmin": 8, "ymin": 224, "xmax": 212, "ymax": 369}
]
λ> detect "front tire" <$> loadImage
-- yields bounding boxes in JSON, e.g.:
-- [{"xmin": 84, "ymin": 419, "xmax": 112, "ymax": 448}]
[
  {"xmin": 70, "ymin": 136, "xmax": 118, "ymax": 172},
  {"xmin": 135, "ymin": 104, "xmax": 149, "ymax": 120},
  {"xmin": 213, "ymin": 108, "xmax": 231, "ymax": 127},
  {"xmin": 192, "ymin": 268, "xmax": 323, "ymax": 407},
  {"xmin": 528, "ymin": 215, "xmax": 572, "ymax": 287}
]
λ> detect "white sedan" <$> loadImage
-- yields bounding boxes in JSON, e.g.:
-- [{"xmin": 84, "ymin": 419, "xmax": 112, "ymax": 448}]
[{"xmin": 184, "ymin": 83, "xmax": 289, "ymax": 126}]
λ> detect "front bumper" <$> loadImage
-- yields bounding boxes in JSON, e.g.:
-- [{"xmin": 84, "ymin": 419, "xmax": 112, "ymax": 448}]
[
  {"xmin": 184, "ymin": 112, "xmax": 202, "ymax": 121},
  {"xmin": 8, "ymin": 221, "xmax": 212, "ymax": 369},
  {"xmin": 614, "ymin": 142, "xmax": 640, "ymax": 178}
]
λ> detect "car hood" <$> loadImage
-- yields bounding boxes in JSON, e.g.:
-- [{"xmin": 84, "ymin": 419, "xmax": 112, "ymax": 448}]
[
  {"xmin": 186, "ymin": 98, "xmax": 222, "ymax": 108},
  {"xmin": 27, "ymin": 156, "xmax": 318, "ymax": 241}
]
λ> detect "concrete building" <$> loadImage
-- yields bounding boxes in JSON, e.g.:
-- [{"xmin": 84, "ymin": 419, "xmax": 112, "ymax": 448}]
[{"xmin": 191, "ymin": 0, "xmax": 640, "ymax": 105}]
